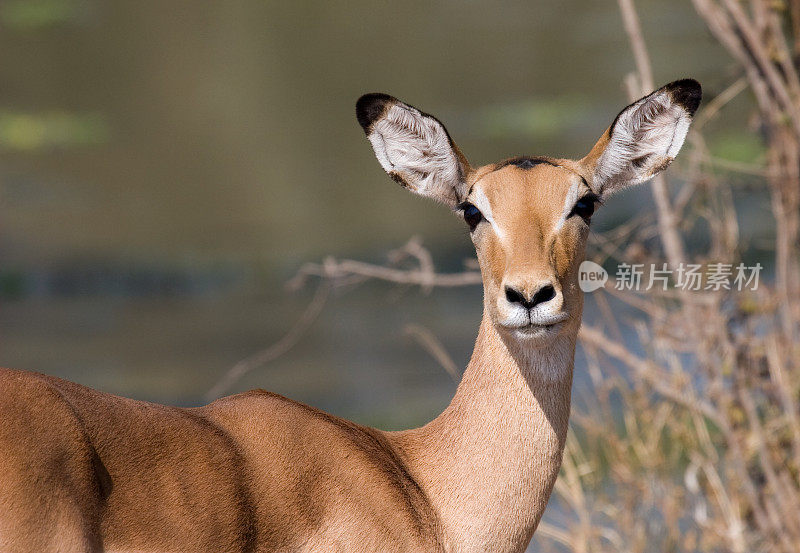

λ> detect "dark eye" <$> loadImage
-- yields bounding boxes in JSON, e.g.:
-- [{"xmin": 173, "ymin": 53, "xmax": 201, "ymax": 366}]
[
  {"xmin": 459, "ymin": 202, "xmax": 483, "ymax": 231},
  {"xmin": 569, "ymin": 193, "xmax": 600, "ymax": 223}
]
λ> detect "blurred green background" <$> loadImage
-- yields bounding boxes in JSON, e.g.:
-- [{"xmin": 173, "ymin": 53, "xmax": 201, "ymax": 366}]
[{"xmin": 0, "ymin": 0, "xmax": 753, "ymax": 427}]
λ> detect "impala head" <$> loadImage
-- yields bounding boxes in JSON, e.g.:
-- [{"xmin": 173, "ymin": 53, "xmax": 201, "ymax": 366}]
[{"xmin": 357, "ymin": 80, "xmax": 701, "ymax": 345}]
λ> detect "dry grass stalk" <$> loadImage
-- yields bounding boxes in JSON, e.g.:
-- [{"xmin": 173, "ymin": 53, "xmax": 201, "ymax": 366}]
[{"xmin": 545, "ymin": 2, "xmax": 800, "ymax": 551}]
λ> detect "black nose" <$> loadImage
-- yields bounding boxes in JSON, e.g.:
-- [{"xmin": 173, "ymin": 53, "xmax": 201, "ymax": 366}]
[{"xmin": 505, "ymin": 284, "xmax": 556, "ymax": 309}]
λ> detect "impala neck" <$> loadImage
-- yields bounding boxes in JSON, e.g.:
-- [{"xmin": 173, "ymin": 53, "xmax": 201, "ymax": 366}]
[{"xmin": 396, "ymin": 313, "xmax": 577, "ymax": 553}]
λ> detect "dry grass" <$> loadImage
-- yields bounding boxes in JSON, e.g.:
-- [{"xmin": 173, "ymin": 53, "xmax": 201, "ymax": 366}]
[{"xmin": 539, "ymin": 2, "xmax": 800, "ymax": 551}]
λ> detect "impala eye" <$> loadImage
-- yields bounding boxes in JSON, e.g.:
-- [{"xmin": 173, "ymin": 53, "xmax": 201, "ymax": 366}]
[
  {"xmin": 569, "ymin": 193, "xmax": 600, "ymax": 224},
  {"xmin": 459, "ymin": 202, "xmax": 483, "ymax": 231}
]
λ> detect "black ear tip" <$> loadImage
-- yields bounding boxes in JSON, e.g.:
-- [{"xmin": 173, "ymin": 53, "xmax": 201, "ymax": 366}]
[
  {"xmin": 665, "ymin": 78, "xmax": 702, "ymax": 115},
  {"xmin": 356, "ymin": 93, "xmax": 395, "ymax": 132}
]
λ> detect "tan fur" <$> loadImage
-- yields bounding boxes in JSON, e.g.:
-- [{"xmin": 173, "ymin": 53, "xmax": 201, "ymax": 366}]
[{"xmin": 0, "ymin": 83, "xmax": 698, "ymax": 552}]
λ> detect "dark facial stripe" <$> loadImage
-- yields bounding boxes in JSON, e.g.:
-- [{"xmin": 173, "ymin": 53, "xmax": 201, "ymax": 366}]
[{"xmin": 494, "ymin": 156, "xmax": 559, "ymax": 171}]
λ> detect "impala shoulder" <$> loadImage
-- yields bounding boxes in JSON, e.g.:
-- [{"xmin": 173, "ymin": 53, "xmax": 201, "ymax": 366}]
[
  {"xmin": 0, "ymin": 369, "xmax": 97, "ymax": 475},
  {"xmin": 0, "ymin": 368, "xmax": 77, "ymax": 413},
  {"xmin": 204, "ymin": 387, "xmax": 286, "ymax": 407}
]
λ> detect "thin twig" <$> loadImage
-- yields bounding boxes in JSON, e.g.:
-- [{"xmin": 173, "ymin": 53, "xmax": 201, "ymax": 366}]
[
  {"xmin": 288, "ymin": 238, "xmax": 482, "ymax": 291},
  {"xmin": 404, "ymin": 324, "xmax": 461, "ymax": 382},
  {"xmin": 205, "ymin": 282, "xmax": 330, "ymax": 401},
  {"xmin": 618, "ymin": 0, "xmax": 687, "ymax": 268}
]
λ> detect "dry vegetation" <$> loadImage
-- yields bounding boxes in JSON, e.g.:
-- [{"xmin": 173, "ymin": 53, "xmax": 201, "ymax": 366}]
[
  {"xmin": 210, "ymin": 1, "xmax": 800, "ymax": 551},
  {"xmin": 533, "ymin": 2, "xmax": 800, "ymax": 552}
]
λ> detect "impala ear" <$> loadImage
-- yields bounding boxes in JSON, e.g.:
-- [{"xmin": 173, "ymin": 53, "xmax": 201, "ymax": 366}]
[
  {"xmin": 581, "ymin": 79, "xmax": 701, "ymax": 195},
  {"xmin": 356, "ymin": 93, "xmax": 470, "ymax": 207}
]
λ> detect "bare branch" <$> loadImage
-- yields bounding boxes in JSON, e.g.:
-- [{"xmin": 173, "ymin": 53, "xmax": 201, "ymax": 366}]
[
  {"xmin": 205, "ymin": 282, "xmax": 330, "ymax": 401},
  {"xmin": 288, "ymin": 238, "xmax": 482, "ymax": 291}
]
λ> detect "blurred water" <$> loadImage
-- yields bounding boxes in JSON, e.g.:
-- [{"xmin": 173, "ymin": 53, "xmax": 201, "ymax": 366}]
[{"xmin": 0, "ymin": 0, "xmax": 741, "ymax": 421}]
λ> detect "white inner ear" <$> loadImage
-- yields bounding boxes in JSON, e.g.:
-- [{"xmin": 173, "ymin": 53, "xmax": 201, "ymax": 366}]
[
  {"xmin": 368, "ymin": 103, "xmax": 462, "ymax": 204},
  {"xmin": 596, "ymin": 92, "xmax": 692, "ymax": 191}
]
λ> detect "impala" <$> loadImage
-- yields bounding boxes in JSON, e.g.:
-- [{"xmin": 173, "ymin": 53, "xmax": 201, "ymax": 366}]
[{"xmin": 0, "ymin": 79, "xmax": 700, "ymax": 553}]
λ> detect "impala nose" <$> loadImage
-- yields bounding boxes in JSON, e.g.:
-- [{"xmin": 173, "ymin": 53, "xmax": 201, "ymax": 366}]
[{"xmin": 504, "ymin": 283, "xmax": 556, "ymax": 310}]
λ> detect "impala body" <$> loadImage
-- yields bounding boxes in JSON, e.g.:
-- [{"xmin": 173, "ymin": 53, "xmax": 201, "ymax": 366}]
[{"xmin": 0, "ymin": 79, "xmax": 700, "ymax": 553}]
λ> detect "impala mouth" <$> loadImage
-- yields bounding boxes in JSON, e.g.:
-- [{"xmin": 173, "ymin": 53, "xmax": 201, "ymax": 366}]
[
  {"xmin": 502, "ymin": 312, "xmax": 569, "ymax": 337},
  {"xmin": 515, "ymin": 321, "xmax": 561, "ymax": 334},
  {"xmin": 525, "ymin": 321, "xmax": 559, "ymax": 329}
]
